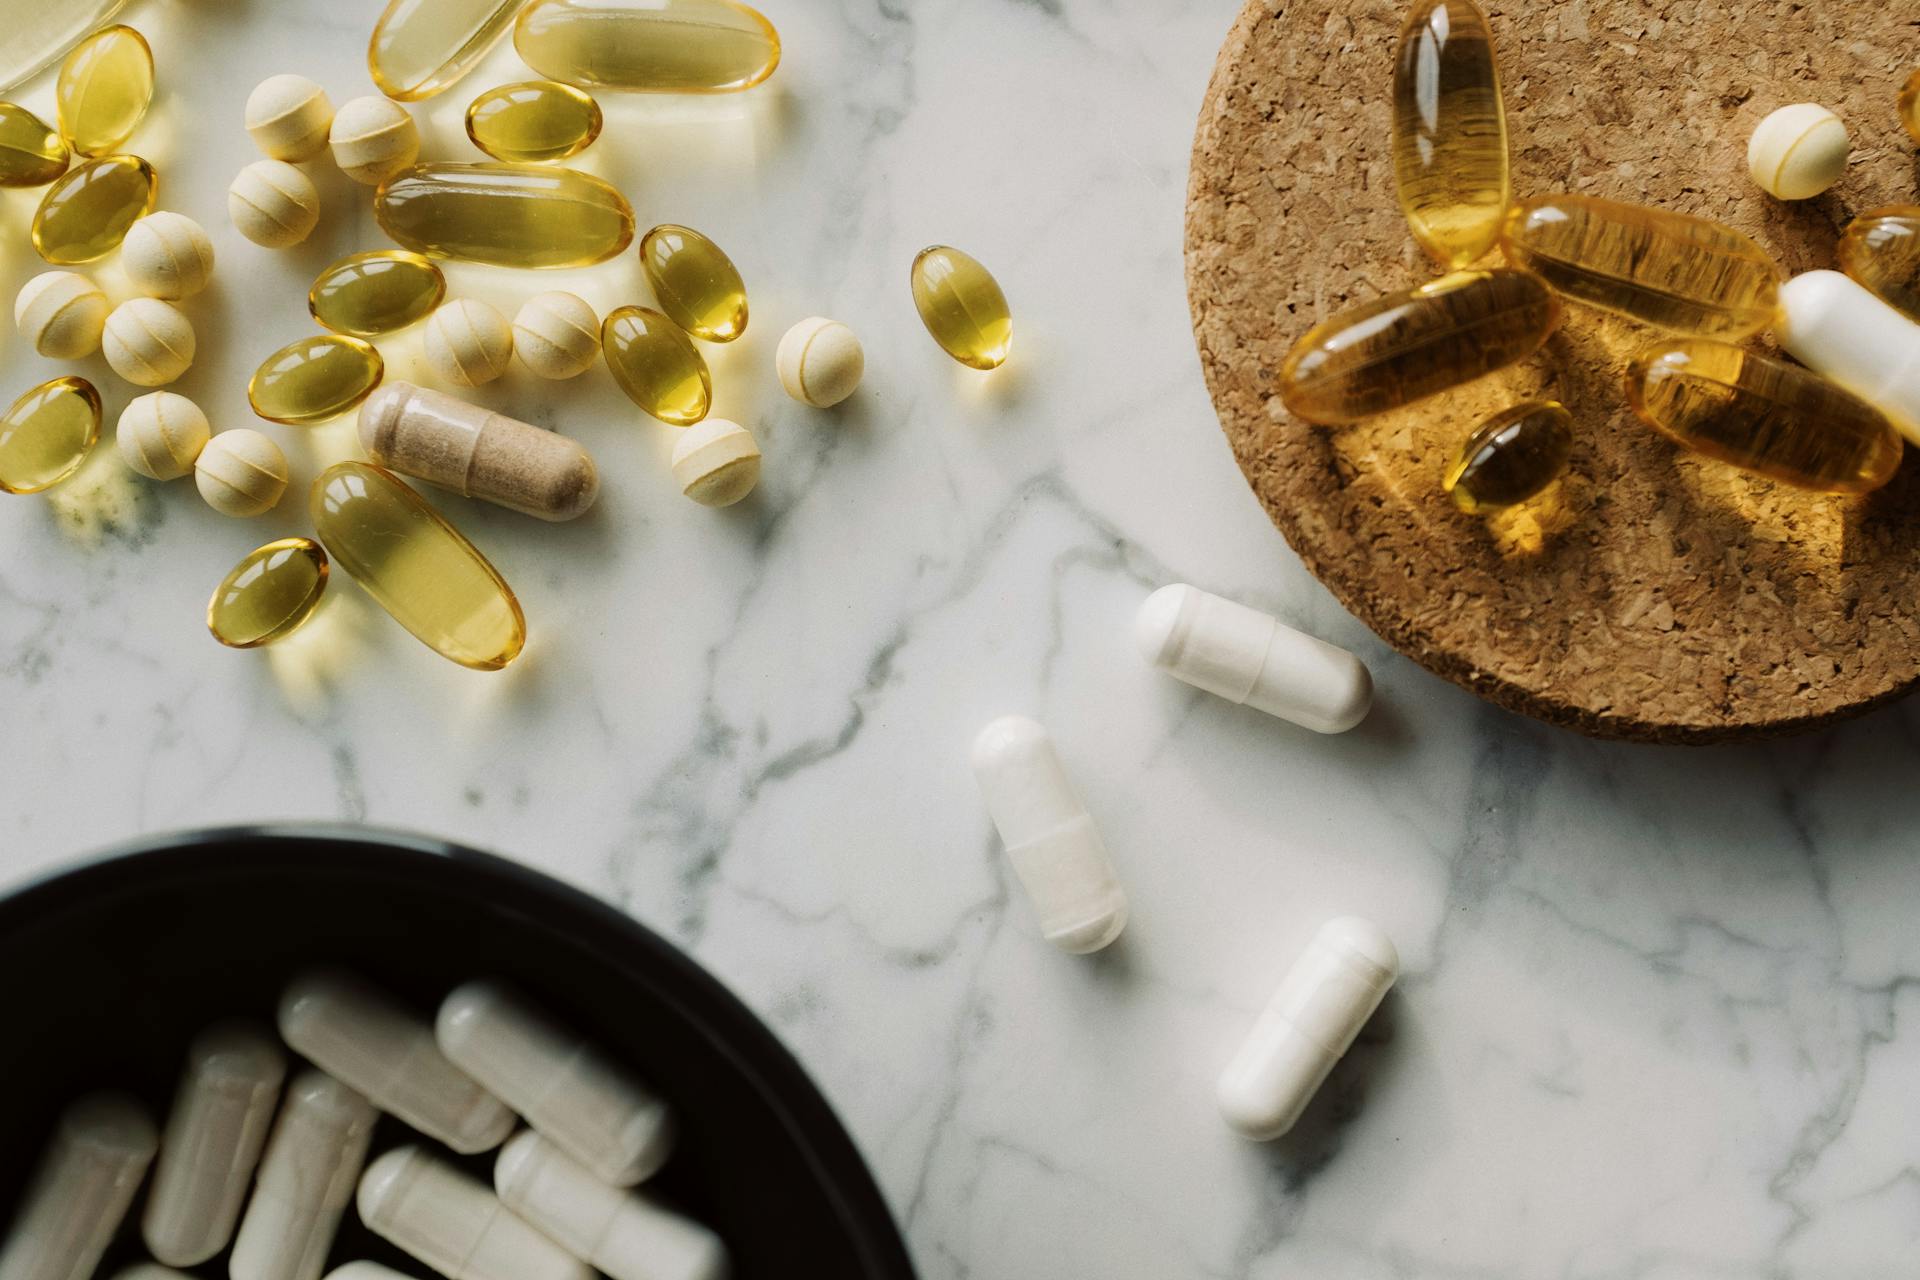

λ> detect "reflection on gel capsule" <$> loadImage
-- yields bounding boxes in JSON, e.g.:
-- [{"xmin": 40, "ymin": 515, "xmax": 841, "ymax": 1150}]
[
  {"xmin": 358, "ymin": 1147, "xmax": 594, "ymax": 1280},
  {"xmin": 0, "ymin": 1093, "xmax": 156, "ymax": 1280},
  {"xmin": 230, "ymin": 1071, "xmax": 377, "ymax": 1280}
]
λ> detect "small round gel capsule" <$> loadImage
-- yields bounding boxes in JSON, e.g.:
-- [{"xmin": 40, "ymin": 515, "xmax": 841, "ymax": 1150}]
[
  {"xmin": 602, "ymin": 305, "xmax": 711, "ymax": 425},
  {"xmin": 230, "ymin": 160, "xmax": 320, "ymax": 249},
  {"xmin": 0, "ymin": 376, "xmax": 102, "ymax": 494},
  {"xmin": 465, "ymin": 80, "xmax": 602, "ymax": 163},
  {"xmin": 117, "ymin": 391, "xmax": 210, "ymax": 480},
  {"xmin": 15, "ymin": 270, "xmax": 107, "ymax": 357},
  {"xmin": 1445, "ymin": 400, "xmax": 1574, "ymax": 513},
  {"xmin": 0, "ymin": 102, "xmax": 70, "ymax": 187},
  {"xmin": 423, "ymin": 298, "xmax": 514, "ymax": 387},
  {"xmin": 121, "ymin": 212, "xmax": 215, "ymax": 300},
  {"xmin": 776, "ymin": 316, "xmax": 863, "ymax": 407},
  {"xmin": 249, "ymin": 335, "xmax": 386, "ymax": 426},
  {"xmin": 196, "ymin": 429, "xmax": 288, "ymax": 518},
  {"xmin": 358, "ymin": 1147, "xmax": 595, "ymax": 1280},
  {"xmin": 330, "ymin": 96, "xmax": 419, "ymax": 186},
  {"xmin": 512, "ymin": 291, "xmax": 599, "ymax": 379},
  {"xmin": 309, "ymin": 251, "xmax": 445, "ymax": 337},
  {"xmin": 33, "ymin": 154, "xmax": 157, "ymax": 263},
  {"xmin": 103, "ymin": 297, "xmax": 195, "ymax": 386},
  {"xmin": 640, "ymin": 224, "xmax": 748, "ymax": 342},
  {"xmin": 207, "ymin": 538, "xmax": 330, "ymax": 650},
  {"xmin": 911, "ymin": 244, "xmax": 1012, "ymax": 369},
  {"xmin": 246, "ymin": 75, "xmax": 335, "ymax": 162},
  {"xmin": 57, "ymin": 25, "xmax": 154, "ymax": 157},
  {"xmin": 0, "ymin": 1094, "xmax": 157, "ymax": 1280},
  {"xmin": 1747, "ymin": 103, "xmax": 1850, "ymax": 200},
  {"xmin": 671, "ymin": 418, "xmax": 760, "ymax": 507}
]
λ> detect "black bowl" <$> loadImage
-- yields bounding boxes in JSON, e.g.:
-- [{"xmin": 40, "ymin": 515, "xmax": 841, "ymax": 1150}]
[{"xmin": 0, "ymin": 825, "xmax": 916, "ymax": 1280}]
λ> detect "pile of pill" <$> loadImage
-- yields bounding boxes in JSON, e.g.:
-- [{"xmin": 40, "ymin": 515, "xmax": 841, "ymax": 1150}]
[
  {"xmin": 1278, "ymin": 0, "xmax": 1920, "ymax": 510},
  {"xmin": 0, "ymin": 0, "xmax": 1013, "ymax": 672},
  {"xmin": 0, "ymin": 972, "xmax": 724, "ymax": 1280}
]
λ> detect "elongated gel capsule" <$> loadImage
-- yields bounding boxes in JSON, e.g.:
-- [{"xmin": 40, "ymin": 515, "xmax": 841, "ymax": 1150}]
[
  {"xmin": 437, "ymin": 981, "xmax": 674, "ymax": 1187},
  {"xmin": 971, "ymin": 715, "xmax": 1128, "ymax": 954},
  {"xmin": 369, "ymin": 0, "xmax": 522, "ymax": 101},
  {"xmin": 1775, "ymin": 269, "xmax": 1920, "ymax": 446},
  {"xmin": 374, "ymin": 162, "xmax": 634, "ymax": 269},
  {"xmin": 142, "ymin": 1022, "xmax": 286, "ymax": 1267},
  {"xmin": 1218, "ymin": 917, "xmax": 1398, "ymax": 1141},
  {"xmin": 496, "ymin": 1132, "xmax": 727, "ymax": 1280},
  {"xmin": 1391, "ymin": 0, "xmax": 1509, "ymax": 268},
  {"xmin": 514, "ymin": 0, "xmax": 780, "ymax": 93},
  {"xmin": 0, "ymin": 1093, "xmax": 156, "ymax": 1280},
  {"xmin": 229, "ymin": 1072, "xmax": 377, "ymax": 1280},
  {"xmin": 279, "ymin": 969, "xmax": 515, "ymax": 1153},
  {"xmin": 358, "ymin": 1147, "xmax": 595, "ymax": 1280}
]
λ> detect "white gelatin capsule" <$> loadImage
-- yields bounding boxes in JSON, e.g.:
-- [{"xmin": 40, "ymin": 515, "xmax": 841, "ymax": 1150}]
[
  {"xmin": 143, "ymin": 1021, "xmax": 287, "ymax": 1266},
  {"xmin": 0, "ymin": 1093, "xmax": 156, "ymax": 1280},
  {"xmin": 495, "ymin": 1131, "xmax": 727, "ymax": 1280},
  {"xmin": 1217, "ymin": 917, "xmax": 1398, "ymax": 1141},
  {"xmin": 278, "ymin": 969, "xmax": 514, "ymax": 1155},
  {"xmin": 437, "ymin": 981, "xmax": 675, "ymax": 1187},
  {"xmin": 1135, "ymin": 584, "xmax": 1372, "ymax": 733},
  {"xmin": 1775, "ymin": 269, "xmax": 1920, "ymax": 446},
  {"xmin": 970, "ymin": 715, "xmax": 1128, "ymax": 954},
  {"xmin": 357, "ymin": 1147, "xmax": 594, "ymax": 1280},
  {"xmin": 229, "ymin": 1071, "xmax": 378, "ymax": 1280}
]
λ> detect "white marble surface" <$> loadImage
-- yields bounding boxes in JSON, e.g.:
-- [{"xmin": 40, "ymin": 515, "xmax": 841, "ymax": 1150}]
[{"xmin": 4, "ymin": 1, "xmax": 1920, "ymax": 1276}]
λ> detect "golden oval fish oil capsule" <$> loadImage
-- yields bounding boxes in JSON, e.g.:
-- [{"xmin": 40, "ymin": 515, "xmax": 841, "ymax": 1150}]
[
  {"xmin": 309, "ymin": 251, "xmax": 445, "ymax": 336},
  {"xmin": 56, "ymin": 25, "xmax": 152, "ymax": 157},
  {"xmin": 911, "ymin": 245, "xmax": 1012, "ymax": 369},
  {"xmin": 640, "ymin": 224, "xmax": 747, "ymax": 341},
  {"xmin": 0, "ymin": 103, "xmax": 69, "ymax": 187},
  {"xmin": 33, "ymin": 153, "xmax": 154, "ymax": 263},
  {"xmin": 465, "ymin": 81, "xmax": 601, "ymax": 163},
  {"xmin": 375, "ymin": 162, "xmax": 634, "ymax": 269},
  {"xmin": 1391, "ymin": 0, "xmax": 1509, "ymax": 268},
  {"xmin": 0, "ymin": 376, "xmax": 101, "ymax": 494},
  {"xmin": 250, "ymin": 336, "xmax": 386, "ymax": 426},
  {"xmin": 514, "ymin": 0, "xmax": 780, "ymax": 93},
  {"xmin": 602, "ymin": 305, "xmax": 711, "ymax": 425},
  {"xmin": 1501, "ymin": 194, "xmax": 1782, "ymax": 337},
  {"xmin": 1839, "ymin": 207, "xmax": 1920, "ymax": 323},
  {"xmin": 207, "ymin": 538, "xmax": 329, "ymax": 649},
  {"xmin": 1625, "ymin": 339, "xmax": 1901, "ymax": 494},
  {"xmin": 1278, "ymin": 267, "xmax": 1559, "ymax": 424},
  {"xmin": 1444, "ymin": 400, "xmax": 1573, "ymax": 513},
  {"xmin": 311, "ymin": 462, "xmax": 526, "ymax": 670},
  {"xmin": 370, "ymin": 0, "xmax": 522, "ymax": 101},
  {"xmin": 1902, "ymin": 70, "xmax": 1920, "ymax": 145}
]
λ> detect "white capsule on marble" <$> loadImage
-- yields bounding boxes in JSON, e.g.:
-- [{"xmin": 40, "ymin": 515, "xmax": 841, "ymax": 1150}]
[
  {"xmin": 512, "ymin": 292, "xmax": 600, "ymax": 380},
  {"xmin": 1775, "ymin": 269, "xmax": 1920, "ymax": 446},
  {"xmin": 437, "ymin": 981, "xmax": 674, "ymax": 1188},
  {"xmin": 15, "ymin": 270, "xmax": 107, "ymax": 358},
  {"xmin": 278, "ymin": 969, "xmax": 515, "ymax": 1155},
  {"xmin": 229, "ymin": 1071, "xmax": 378, "ymax": 1280},
  {"xmin": 424, "ymin": 298, "xmax": 514, "ymax": 388},
  {"xmin": 117, "ymin": 390, "xmax": 210, "ymax": 480},
  {"xmin": 970, "ymin": 715, "xmax": 1128, "ymax": 954},
  {"xmin": 495, "ymin": 1132, "xmax": 726, "ymax": 1280},
  {"xmin": 142, "ymin": 1021, "xmax": 287, "ymax": 1267},
  {"xmin": 1135, "ymin": 584, "xmax": 1372, "ymax": 733},
  {"xmin": 246, "ymin": 75, "xmax": 335, "ymax": 162},
  {"xmin": 330, "ymin": 96, "xmax": 419, "ymax": 186},
  {"xmin": 776, "ymin": 316, "xmax": 864, "ymax": 407},
  {"xmin": 122, "ymin": 212, "xmax": 215, "ymax": 300},
  {"xmin": 357, "ymin": 1147, "xmax": 595, "ymax": 1280},
  {"xmin": 0, "ymin": 1093, "xmax": 157, "ymax": 1280},
  {"xmin": 1216, "ymin": 917, "xmax": 1398, "ymax": 1141},
  {"xmin": 230, "ymin": 160, "xmax": 320, "ymax": 249}
]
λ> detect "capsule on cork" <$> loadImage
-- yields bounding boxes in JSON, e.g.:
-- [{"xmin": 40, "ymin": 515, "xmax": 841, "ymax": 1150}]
[{"xmin": 358, "ymin": 381, "xmax": 598, "ymax": 521}]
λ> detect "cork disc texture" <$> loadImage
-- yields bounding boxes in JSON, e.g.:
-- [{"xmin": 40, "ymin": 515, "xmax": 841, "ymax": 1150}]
[{"xmin": 1186, "ymin": 1, "xmax": 1920, "ymax": 743}]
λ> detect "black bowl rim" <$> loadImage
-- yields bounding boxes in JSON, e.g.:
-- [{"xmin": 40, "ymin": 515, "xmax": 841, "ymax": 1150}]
[{"xmin": 0, "ymin": 822, "xmax": 918, "ymax": 1280}]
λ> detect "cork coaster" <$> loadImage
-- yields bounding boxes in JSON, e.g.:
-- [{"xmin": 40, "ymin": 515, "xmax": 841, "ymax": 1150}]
[{"xmin": 1185, "ymin": 0, "xmax": 1920, "ymax": 743}]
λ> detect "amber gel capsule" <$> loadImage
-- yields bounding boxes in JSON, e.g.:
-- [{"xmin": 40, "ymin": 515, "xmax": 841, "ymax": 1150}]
[
  {"xmin": 56, "ymin": 25, "xmax": 152, "ymax": 156},
  {"xmin": 0, "ymin": 375, "xmax": 101, "ymax": 494},
  {"xmin": 1445, "ymin": 400, "xmax": 1573, "ymax": 513},
  {"xmin": 514, "ymin": 0, "xmax": 780, "ymax": 93},
  {"xmin": 369, "ymin": 0, "xmax": 522, "ymax": 101},
  {"xmin": 250, "ymin": 336, "xmax": 386, "ymax": 426},
  {"xmin": 1901, "ymin": 70, "xmax": 1920, "ymax": 145},
  {"xmin": 465, "ymin": 81, "xmax": 602, "ymax": 163},
  {"xmin": 1278, "ymin": 268, "xmax": 1559, "ymax": 424},
  {"xmin": 1626, "ymin": 339, "xmax": 1901, "ymax": 494},
  {"xmin": 0, "ymin": 103, "xmax": 69, "ymax": 186},
  {"xmin": 911, "ymin": 245, "xmax": 1013, "ymax": 369},
  {"xmin": 32, "ymin": 153, "xmax": 155, "ymax": 263},
  {"xmin": 375, "ymin": 162, "xmax": 634, "ymax": 269},
  {"xmin": 207, "ymin": 539, "xmax": 329, "ymax": 649},
  {"xmin": 309, "ymin": 251, "xmax": 445, "ymax": 336},
  {"xmin": 1501, "ymin": 194, "xmax": 1782, "ymax": 337},
  {"xmin": 603, "ymin": 306, "xmax": 712, "ymax": 425},
  {"xmin": 1391, "ymin": 0, "xmax": 1509, "ymax": 268},
  {"xmin": 1838, "ymin": 207, "xmax": 1920, "ymax": 323},
  {"xmin": 641, "ymin": 224, "xmax": 747, "ymax": 341}
]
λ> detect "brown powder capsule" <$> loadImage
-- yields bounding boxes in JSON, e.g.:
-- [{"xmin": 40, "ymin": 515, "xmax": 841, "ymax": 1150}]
[{"xmin": 357, "ymin": 381, "xmax": 599, "ymax": 521}]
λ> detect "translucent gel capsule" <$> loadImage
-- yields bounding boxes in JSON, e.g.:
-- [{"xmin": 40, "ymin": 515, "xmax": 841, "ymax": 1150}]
[
  {"xmin": 1501, "ymin": 194, "xmax": 1782, "ymax": 337},
  {"xmin": 514, "ymin": 0, "xmax": 780, "ymax": 94},
  {"xmin": 1278, "ymin": 268, "xmax": 1559, "ymax": 424},
  {"xmin": 207, "ymin": 539, "xmax": 330, "ymax": 649},
  {"xmin": 1902, "ymin": 70, "xmax": 1920, "ymax": 145},
  {"xmin": 1838, "ymin": 207, "xmax": 1920, "ymax": 322},
  {"xmin": 1391, "ymin": 0, "xmax": 1509, "ymax": 268},
  {"xmin": 56, "ymin": 25, "xmax": 152, "ymax": 157},
  {"xmin": 0, "ymin": 0, "xmax": 130, "ymax": 91},
  {"xmin": 0, "ymin": 1093, "xmax": 156, "ymax": 1280},
  {"xmin": 369, "ymin": 0, "xmax": 522, "ymax": 101},
  {"xmin": 640, "ymin": 224, "xmax": 747, "ymax": 341},
  {"xmin": 1625, "ymin": 339, "xmax": 1902, "ymax": 494},
  {"xmin": 911, "ymin": 245, "xmax": 1012, "ymax": 370},
  {"xmin": 465, "ymin": 81, "xmax": 601, "ymax": 163},
  {"xmin": 309, "ymin": 251, "xmax": 445, "ymax": 335},
  {"xmin": 1444, "ymin": 400, "xmax": 1573, "ymax": 513},
  {"xmin": 32, "ymin": 154, "xmax": 155, "ymax": 263},
  {"xmin": 0, "ymin": 104, "xmax": 69, "ymax": 187},
  {"xmin": 0, "ymin": 376, "xmax": 101, "ymax": 494},
  {"xmin": 250, "ymin": 336, "xmax": 386, "ymax": 426},
  {"xmin": 602, "ymin": 305, "xmax": 711, "ymax": 425},
  {"xmin": 309, "ymin": 466, "xmax": 526, "ymax": 670},
  {"xmin": 375, "ymin": 162, "xmax": 634, "ymax": 269},
  {"xmin": 229, "ymin": 1072, "xmax": 377, "ymax": 1280}
]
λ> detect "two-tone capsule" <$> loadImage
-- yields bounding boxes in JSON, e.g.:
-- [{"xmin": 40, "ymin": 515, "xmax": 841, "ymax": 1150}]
[
  {"xmin": 0, "ymin": 104, "xmax": 69, "ymax": 186},
  {"xmin": 32, "ymin": 153, "xmax": 155, "ymax": 263},
  {"xmin": 309, "ymin": 251, "xmax": 445, "ymax": 336},
  {"xmin": 0, "ymin": 1094, "xmax": 157, "ymax": 1280},
  {"xmin": 374, "ymin": 162, "xmax": 634, "ymax": 269},
  {"xmin": 911, "ymin": 245, "xmax": 1012, "ymax": 369},
  {"xmin": 1391, "ymin": 0, "xmax": 1509, "ymax": 267},
  {"xmin": 465, "ymin": 81, "xmax": 601, "ymax": 162},
  {"xmin": 229, "ymin": 1072, "xmax": 376, "ymax": 1280},
  {"xmin": 0, "ymin": 376, "xmax": 101, "ymax": 494},
  {"xmin": 641, "ymin": 224, "xmax": 747, "ymax": 341},
  {"xmin": 1444, "ymin": 400, "xmax": 1574, "ymax": 513},
  {"xmin": 359, "ymin": 382, "xmax": 600, "ymax": 522},
  {"xmin": 56, "ymin": 25, "xmax": 152, "ymax": 156},
  {"xmin": 369, "ymin": 0, "xmax": 522, "ymax": 101},
  {"xmin": 207, "ymin": 539, "xmax": 329, "ymax": 649},
  {"xmin": 603, "ymin": 306, "xmax": 712, "ymax": 425},
  {"xmin": 249, "ymin": 336, "xmax": 385, "ymax": 426},
  {"xmin": 514, "ymin": 0, "xmax": 779, "ymax": 93}
]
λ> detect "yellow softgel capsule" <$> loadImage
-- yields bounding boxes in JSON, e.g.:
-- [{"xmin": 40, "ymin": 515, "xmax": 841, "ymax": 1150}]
[
  {"xmin": 1500, "ymin": 194, "xmax": 1782, "ymax": 337},
  {"xmin": 309, "ymin": 250, "xmax": 446, "ymax": 336},
  {"xmin": 1838, "ymin": 207, "xmax": 1920, "ymax": 323},
  {"xmin": 514, "ymin": 0, "xmax": 779, "ymax": 93},
  {"xmin": 249, "ymin": 335, "xmax": 386, "ymax": 426},
  {"xmin": 207, "ymin": 538, "xmax": 329, "ymax": 649},
  {"xmin": 1625, "ymin": 339, "xmax": 1901, "ymax": 494},
  {"xmin": 1278, "ymin": 268, "xmax": 1559, "ymax": 424},
  {"xmin": 1902, "ymin": 70, "xmax": 1920, "ymax": 145},
  {"xmin": 0, "ymin": 103, "xmax": 69, "ymax": 187},
  {"xmin": 374, "ymin": 162, "xmax": 634, "ymax": 269},
  {"xmin": 32, "ymin": 153, "xmax": 155, "ymax": 263},
  {"xmin": 465, "ymin": 81, "xmax": 601, "ymax": 163},
  {"xmin": 311, "ymin": 461, "xmax": 526, "ymax": 670},
  {"xmin": 911, "ymin": 245, "xmax": 1012, "ymax": 370},
  {"xmin": 0, "ymin": 375, "xmax": 101, "ymax": 494},
  {"xmin": 602, "ymin": 305, "xmax": 711, "ymax": 425},
  {"xmin": 1443, "ymin": 400, "xmax": 1573, "ymax": 513},
  {"xmin": 640, "ymin": 224, "xmax": 746, "ymax": 342},
  {"xmin": 369, "ymin": 0, "xmax": 522, "ymax": 101},
  {"xmin": 1391, "ymin": 0, "xmax": 1509, "ymax": 268},
  {"xmin": 56, "ymin": 25, "xmax": 152, "ymax": 157}
]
